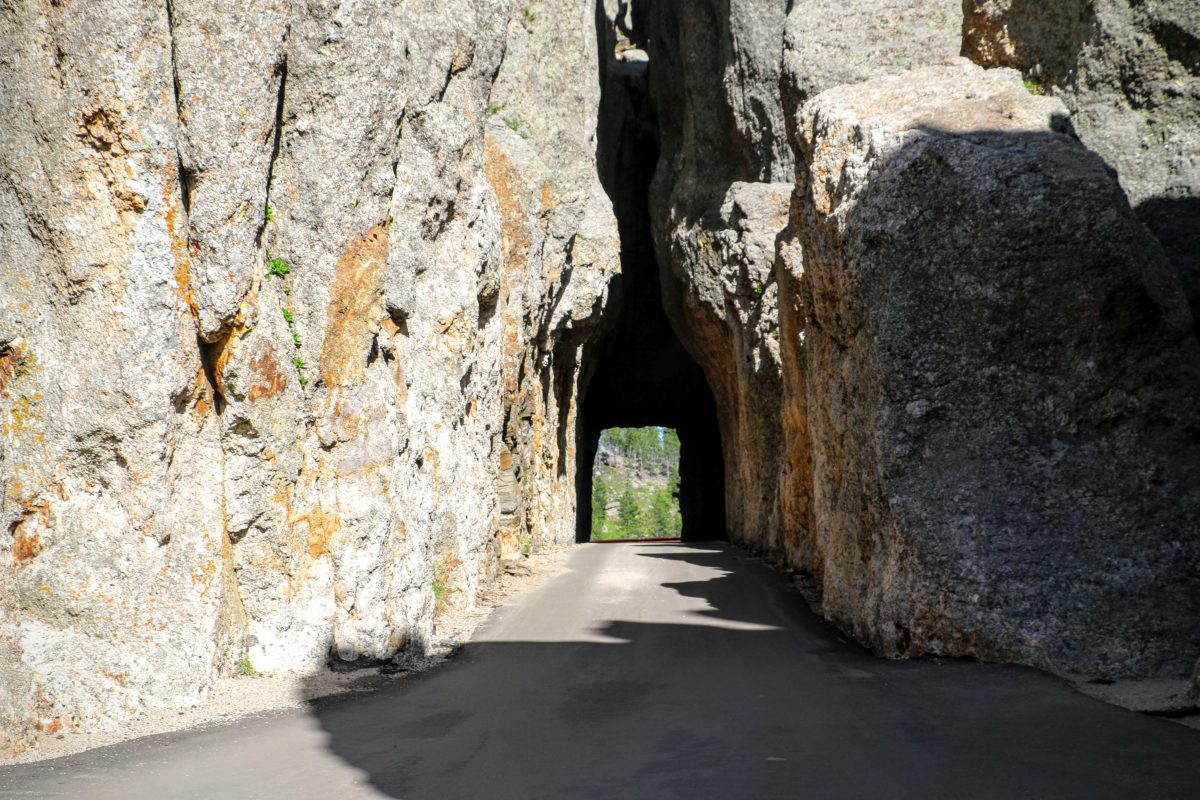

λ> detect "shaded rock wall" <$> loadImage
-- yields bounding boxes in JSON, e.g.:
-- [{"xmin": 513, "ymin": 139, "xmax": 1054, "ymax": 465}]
[
  {"xmin": 0, "ymin": 0, "xmax": 617, "ymax": 754},
  {"xmin": 787, "ymin": 60, "xmax": 1200, "ymax": 677},
  {"xmin": 644, "ymin": 0, "xmax": 793, "ymax": 552},
  {"xmin": 962, "ymin": 0, "xmax": 1200, "ymax": 331},
  {"xmin": 645, "ymin": 0, "xmax": 1200, "ymax": 680}
]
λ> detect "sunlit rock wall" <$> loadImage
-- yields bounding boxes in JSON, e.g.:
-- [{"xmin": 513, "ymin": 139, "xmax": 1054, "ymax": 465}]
[{"xmin": 0, "ymin": 0, "xmax": 616, "ymax": 754}]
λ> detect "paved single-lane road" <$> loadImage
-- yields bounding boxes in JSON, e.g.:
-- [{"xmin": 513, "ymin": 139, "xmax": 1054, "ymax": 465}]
[{"xmin": 3, "ymin": 541, "xmax": 1199, "ymax": 799}]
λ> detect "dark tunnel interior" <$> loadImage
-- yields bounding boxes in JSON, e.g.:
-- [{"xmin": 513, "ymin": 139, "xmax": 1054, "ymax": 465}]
[{"xmin": 576, "ymin": 6, "xmax": 727, "ymax": 544}]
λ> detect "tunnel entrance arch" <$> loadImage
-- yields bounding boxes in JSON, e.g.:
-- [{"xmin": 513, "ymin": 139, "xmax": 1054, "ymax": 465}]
[
  {"xmin": 576, "ymin": 408, "xmax": 725, "ymax": 544},
  {"xmin": 589, "ymin": 427, "xmax": 683, "ymax": 541},
  {"xmin": 572, "ymin": 192, "xmax": 726, "ymax": 546},
  {"xmin": 574, "ymin": 291, "xmax": 726, "ymax": 544},
  {"xmin": 577, "ymin": 2, "xmax": 727, "ymax": 544}
]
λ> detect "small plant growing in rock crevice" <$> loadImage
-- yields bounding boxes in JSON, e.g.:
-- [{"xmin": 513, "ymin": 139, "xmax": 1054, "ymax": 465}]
[
  {"xmin": 521, "ymin": 7, "xmax": 536, "ymax": 24},
  {"xmin": 292, "ymin": 355, "xmax": 308, "ymax": 387},
  {"xmin": 431, "ymin": 554, "xmax": 462, "ymax": 615},
  {"xmin": 281, "ymin": 306, "xmax": 306, "ymax": 383},
  {"xmin": 236, "ymin": 657, "xmax": 259, "ymax": 677},
  {"xmin": 432, "ymin": 576, "xmax": 448, "ymax": 613},
  {"xmin": 266, "ymin": 254, "xmax": 291, "ymax": 278}
]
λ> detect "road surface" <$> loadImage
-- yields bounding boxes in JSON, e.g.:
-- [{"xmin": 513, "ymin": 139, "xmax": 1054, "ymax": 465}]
[{"xmin": 3, "ymin": 541, "xmax": 1199, "ymax": 799}]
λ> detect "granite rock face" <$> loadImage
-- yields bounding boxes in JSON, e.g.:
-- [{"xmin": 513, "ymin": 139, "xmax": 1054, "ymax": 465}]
[
  {"xmin": 643, "ymin": 0, "xmax": 792, "ymax": 552},
  {"xmin": 645, "ymin": 0, "xmax": 961, "ymax": 562},
  {"xmin": 0, "ymin": 0, "xmax": 616, "ymax": 755},
  {"xmin": 784, "ymin": 59, "xmax": 1200, "ymax": 677},
  {"xmin": 962, "ymin": 0, "xmax": 1200, "ymax": 331},
  {"xmin": 0, "ymin": 0, "xmax": 239, "ymax": 752},
  {"xmin": 777, "ymin": 0, "xmax": 963, "ymax": 568}
]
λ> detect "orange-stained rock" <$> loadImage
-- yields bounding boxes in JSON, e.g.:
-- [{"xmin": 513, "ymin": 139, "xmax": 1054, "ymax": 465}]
[{"xmin": 319, "ymin": 225, "xmax": 389, "ymax": 389}]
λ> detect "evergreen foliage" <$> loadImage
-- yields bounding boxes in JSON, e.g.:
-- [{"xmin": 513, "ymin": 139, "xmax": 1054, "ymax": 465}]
[{"xmin": 591, "ymin": 426, "xmax": 682, "ymax": 540}]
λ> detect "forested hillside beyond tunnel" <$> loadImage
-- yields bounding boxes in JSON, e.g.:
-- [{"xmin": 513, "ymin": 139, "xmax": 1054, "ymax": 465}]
[{"xmin": 0, "ymin": 0, "xmax": 1198, "ymax": 762}]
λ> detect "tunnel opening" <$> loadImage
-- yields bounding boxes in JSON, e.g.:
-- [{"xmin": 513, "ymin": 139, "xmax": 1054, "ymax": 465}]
[
  {"xmin": 576, "ymin": 1, "xmax": 727, "ymax": 545},
  {"xmin": 590, "ymin": 427, "xmax": 683, "ymax": 542}
]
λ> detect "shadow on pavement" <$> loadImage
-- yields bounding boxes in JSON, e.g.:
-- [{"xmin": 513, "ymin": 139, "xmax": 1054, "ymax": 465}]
[{"xmin": 299, "ymin": 542, "xmax": 1200, "ymax": 800}]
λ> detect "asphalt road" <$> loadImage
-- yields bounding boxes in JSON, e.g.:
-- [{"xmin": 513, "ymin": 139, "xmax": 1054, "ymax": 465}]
[{"xmin": 3, "ymin": 541, "xmax": 1199, "ymax": 799}]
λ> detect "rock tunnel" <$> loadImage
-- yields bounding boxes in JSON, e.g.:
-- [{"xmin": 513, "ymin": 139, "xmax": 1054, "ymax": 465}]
[
  {"xmin": 574, "ymin": 1, "xmax": 727, "ymax": 544},
  {"xmin": 2, "ymin": 0, "xmax": 1199, "ymax": 756}
]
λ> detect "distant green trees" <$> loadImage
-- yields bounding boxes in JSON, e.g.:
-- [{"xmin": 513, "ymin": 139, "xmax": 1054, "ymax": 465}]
[
  {"xmin": 591, "ymin": 427, "xmax": 682, "ymax": 541},
  {"xmin": 598, "ymin": 426, "xmax": 680, "ymax": 470},
  {"xmin": 649, "ymin": 486, "xmax": 675, "ymax": 534},
  {"xmin": 618, "ymin": 487, "xmax": 641, "ymax": 528},
  {"xmin": 591, "ymin": 478, "xmax": 611, "ymax": 533}
]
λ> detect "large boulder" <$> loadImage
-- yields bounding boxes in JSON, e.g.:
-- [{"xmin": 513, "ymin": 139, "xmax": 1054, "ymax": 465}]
[{"xmin": 782, "ymin": 58, "xmax": 1200, "ymax": 678}]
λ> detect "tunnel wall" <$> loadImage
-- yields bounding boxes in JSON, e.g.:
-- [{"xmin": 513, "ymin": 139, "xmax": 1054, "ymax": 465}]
[
  {"xmin": 0, "ymin": 0, "xmax": 620, "ymax": 754},
  {"xmin": 643, "ymin": 0, "xmax": 1200, "ymax": 680}
]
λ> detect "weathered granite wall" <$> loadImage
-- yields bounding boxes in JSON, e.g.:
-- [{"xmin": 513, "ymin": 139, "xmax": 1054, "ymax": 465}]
[
  {"xmin": 785, "ymin": 59, "xmax": 1200, "ymax": 678},
  {"xmin": 0, "ymin": 0, "xmax": 617, "ymax": 755},
  {"xmin": 962, "ymin": 0, "xmax": 1200, "ymax": 332},
  {"xmin": 646, "ymin": 0, "xmax": 1200, "ymax": 680}
]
